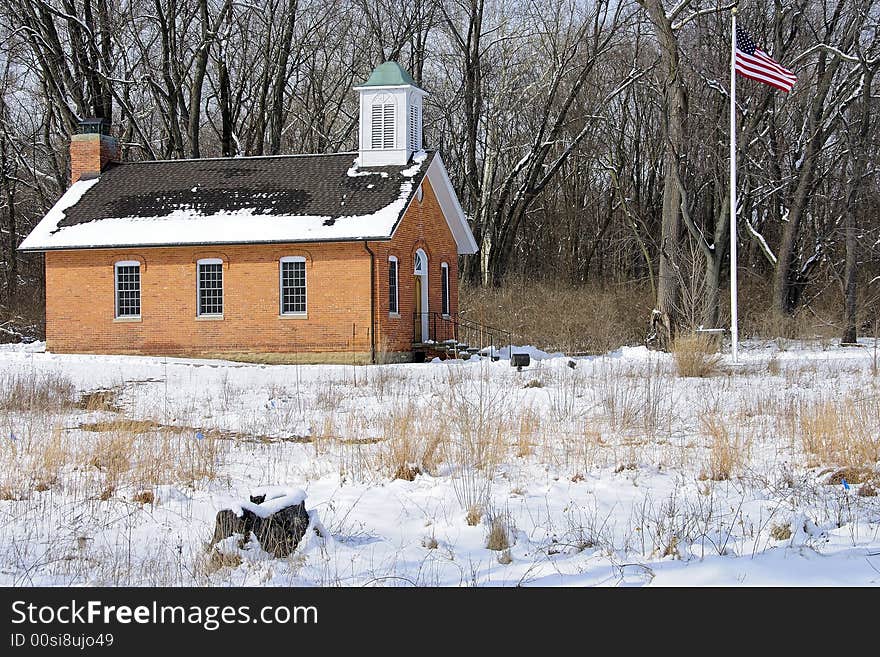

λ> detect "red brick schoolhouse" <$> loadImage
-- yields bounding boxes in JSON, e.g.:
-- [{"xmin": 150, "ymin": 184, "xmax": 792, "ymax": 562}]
[{"xmin": 19, "ymin": 62, "xmax": 478, "ymax": 363}]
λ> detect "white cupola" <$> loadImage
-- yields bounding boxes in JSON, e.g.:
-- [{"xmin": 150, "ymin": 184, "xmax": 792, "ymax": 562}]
[{"xmin": 354, "ymin": 61, "xmax": 426, "ymax": 167}]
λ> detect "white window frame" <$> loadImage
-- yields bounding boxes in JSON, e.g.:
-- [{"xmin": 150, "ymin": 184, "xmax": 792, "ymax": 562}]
[
  {"xmin": 114, "ymin": 260, "xmax": 141, "ymax": 319},
  {"xmin": 414, "ymin": 249, "xmax": 426, "ymax": 276},
  {"xmin": 388, "ymin": 256, "xmax": 399, "ymax": 317},
  {"xmin": 197, "ymin": 257, "xmax": 224, "ymax": 317},
  {"xmin": 279, "ymin": 256, "xmax": 307, "ymax": 316},
  {"xmin": 441, "ymin": 262, "xmax": 450, "ymax": 317},
  {"xmin": 414, "ymin": 248, "xmax": 429, "ymax": 340}
]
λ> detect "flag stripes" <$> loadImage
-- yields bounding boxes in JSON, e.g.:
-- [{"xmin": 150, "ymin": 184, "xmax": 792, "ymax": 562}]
[{"xmin": 734, "ymin": 26, "xmax": 796, "ymax": 92}]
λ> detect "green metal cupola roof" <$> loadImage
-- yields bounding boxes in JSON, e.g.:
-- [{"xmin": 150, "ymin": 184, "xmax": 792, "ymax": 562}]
[{"xmin": 356, "ymin": 61, "xmax": 423, "ymax": 90}]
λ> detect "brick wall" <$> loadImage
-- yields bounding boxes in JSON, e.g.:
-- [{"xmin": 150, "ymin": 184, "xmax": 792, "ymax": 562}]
[
  {"xmin": 373, "ymin": 177, "xmax": 459, "ymax": 355},
  {"xmin": 46, "ymin": 241, "xmax": 373, "ymax": 361},
  {"xmin": 44, "ymin": 176, "xmax": 460, "ymax": 362}
]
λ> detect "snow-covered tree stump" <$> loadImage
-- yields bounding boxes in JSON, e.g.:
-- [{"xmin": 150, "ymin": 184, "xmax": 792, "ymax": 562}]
[{"xmin": 210, "ymin": 488, "xmax": 310, "ymax": 557}]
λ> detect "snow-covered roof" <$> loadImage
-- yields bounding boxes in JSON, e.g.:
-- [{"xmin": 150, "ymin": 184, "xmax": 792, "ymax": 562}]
[{"xmin": 18, "ymin": 150, "xmax": 477, "ymax": 254}]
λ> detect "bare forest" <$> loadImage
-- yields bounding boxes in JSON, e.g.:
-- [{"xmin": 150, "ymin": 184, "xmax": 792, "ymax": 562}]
[{"xmin": 0, "ymin": 0, "xmax": 878, "ymax": 350}]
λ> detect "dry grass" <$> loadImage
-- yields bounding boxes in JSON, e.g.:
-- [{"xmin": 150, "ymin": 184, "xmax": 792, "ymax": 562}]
[
  {"xmin": 515, "ymin": 408, "xmax": 540, "ymax": 458},
  {"xmin": 460, "ymin": 280, "xmax": 652, "ymax": 354},
  {"xmin": 78, "ymin": 389, "xmax": 121, "ymax": 413},
  {"xmin": 770, "ymin": 523, "xmax": 792, "ymax": 541},
  {"xmin": 825, "ymin": 466, "xmax": 876, "ymax": 485},
  {"xmin": 132, "ymin": 490, "xmax": 155, "ymax": 505},
  {"xmin": 0, "ymin": 372, "xmax": 75, "ymax": 412},
  {"xmin": 700, "ymin": 414, "xmax": 750, "ymax": 481},
  {"xmin": 5, "ymin": 340, "xmax": 874, "ymax": 508},
  {"xmin": 378, "ymin": 403, "xmax": 448, "ymax": 480},
  {"xmin": 736, "ymin": 277, "xmax": 867, "ymax": 341},
  {"xmin": 465, "ymin": 505, "xmax": 482, "ymax": 527},
  {"xmin": 201, "ymin": 548, "xmax": 244, "ymax": 576},
  {"xmin": 80, "ymin": 419, "xmax": 161, "ymax": 433},
  {"xmin": 672, "ymin": 334, "xmax": 722, "ymax": 378},
  {"xmin": 0, "ymin": 409, "xmax": 226, "ymax": 500},
  {"xmin": 798, "ymin": 397, "xmax": 880, "ymax": 471},
  {"xmin": 485, "ymin": 511, "xmax": 512, "ymax": 551},
  {"xmin": 459, "ymin": 277, "xmax": 869, "ymax": 357},
  {"xmin": 90, "ymin": 432, "xmax": 132, "ymax": 490}
]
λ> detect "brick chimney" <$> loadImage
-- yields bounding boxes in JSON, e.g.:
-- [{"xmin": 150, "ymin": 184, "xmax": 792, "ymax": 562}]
[{"xmin": 70, "ymin": 118, "xmax": 120, "ymax": 184}]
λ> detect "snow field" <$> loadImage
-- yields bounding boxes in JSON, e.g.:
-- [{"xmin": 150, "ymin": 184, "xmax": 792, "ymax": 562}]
[{"xmin": 0, "ymin": 339, "xmax": 879, "ymax": 586}]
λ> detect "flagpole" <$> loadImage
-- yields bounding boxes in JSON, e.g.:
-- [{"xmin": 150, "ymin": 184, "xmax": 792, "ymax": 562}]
[{"xmin": 729, "ymin": 7, "xmax": 739, "ymax": 364}]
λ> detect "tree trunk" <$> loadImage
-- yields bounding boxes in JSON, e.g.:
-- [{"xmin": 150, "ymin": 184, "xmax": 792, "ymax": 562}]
[
  {"xmin": 189, "ymin": 0, "xmax": 232, "ymax": 158},
  {"xmin": 640, "ymin": 0, "xmax": 686, "ymax": 350},
  {"xmin": 219, "ymin": 52, "xmax": 234, "ymax": 157},
  {"xmin": 188, "ymin": 0, "xmax": 211, "ymax": 158},
  {"xmin": 771, "ymin": 141, "xmax": 816, "ymax": 316},
  {"xmin": 842, "ymin": 200, "xmax": 858, "ymax": 345},
  {"xmin": 842, "ymin": 66, "xmax": 875, "ymax": 344},
  {"xmin": 0, "ymin": 152, "xmax": 16, "ymax": 305},
  {"xmin": 269, "ymin": 0, "xmax": 297, "ymax": 155}
]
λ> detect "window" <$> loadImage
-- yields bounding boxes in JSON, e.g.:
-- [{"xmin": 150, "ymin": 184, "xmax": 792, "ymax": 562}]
[
  {"xmin": 441, "ymin": 262, "xmax": 450, "ymax": 316},
  {"xmin": 280, "ymin": 256, "xmax": 307, "ymax": 315},
  {"xmin": 197, "ymin": 259, "xmax": 223, "ymax": 316},
  {"xmin": 115, "ymin": 261, "xmax": 141, "ymax": 318},
  {"xmin": 388, "ymin": 256, "xmax": 399, "ymax": 315},
  {"xmin": 414, "ymin": 249, "xmax": 425, "ymax": 275},
  {"xmin": 371, "ymin": 95, "xmax": 395, "ymax": 149},
  {"xmin": 408, "ymin": 104, "xmax": 421, "ymax": 152}
]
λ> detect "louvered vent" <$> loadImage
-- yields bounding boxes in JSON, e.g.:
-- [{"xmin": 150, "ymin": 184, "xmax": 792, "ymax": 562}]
[
  {"xmin": 371, "ymin": 96, "xmax": 395, "ymax": 149},
  {"xmin": 408, "ymin": 105, "xmax": 420, "ymax": 152}
]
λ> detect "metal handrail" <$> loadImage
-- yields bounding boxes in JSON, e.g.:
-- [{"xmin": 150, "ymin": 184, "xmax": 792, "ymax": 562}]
[{"xmin": 412, "ymin": 312, "xmax": 512, "ymax": 360}]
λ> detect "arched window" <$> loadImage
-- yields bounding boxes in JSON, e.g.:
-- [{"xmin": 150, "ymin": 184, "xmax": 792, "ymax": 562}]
[
  {"xmin": 388, "ymin": 256, "xmax": 399, "ymax": 315},
  {"xmin": 441, "ymin": 262, "xmax": 450, "ymax": 317},
  {"xmin": 414, "ymin": 249, "xmax": 426, "ymax": 275},
  {"xmin": 371, "ymin": 94, "xmax": 395, "ymax": 150}
]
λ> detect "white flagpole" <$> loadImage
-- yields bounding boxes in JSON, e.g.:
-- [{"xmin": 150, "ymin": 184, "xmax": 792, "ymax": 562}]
[{"xmin": 730, "ymin": 7, "xmax": 739, "ymax": 364}]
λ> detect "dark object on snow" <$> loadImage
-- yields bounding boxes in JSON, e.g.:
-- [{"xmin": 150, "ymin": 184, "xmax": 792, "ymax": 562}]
[
  {"xmin": 567, "ymin": 360, "xmax": 576, "ymax": 369},
  {"xmin": 510, "ymin": 353, "xmax": 530, "ymax": 370},
  {"xmin": 211, "ymin": 499, "xmax": 309, "ymax": 557}
]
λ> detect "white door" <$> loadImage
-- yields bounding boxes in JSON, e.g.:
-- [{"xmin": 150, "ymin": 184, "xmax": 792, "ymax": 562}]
[{"xmin": 414, "ymin": 249, "xmax": 428, "ymax": 341}]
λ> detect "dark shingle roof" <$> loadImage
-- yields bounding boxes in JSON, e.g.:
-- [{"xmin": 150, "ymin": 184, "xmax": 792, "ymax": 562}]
[{"xmin": 58, "ymin": 151, "xmax": 434, "ymax": 229}]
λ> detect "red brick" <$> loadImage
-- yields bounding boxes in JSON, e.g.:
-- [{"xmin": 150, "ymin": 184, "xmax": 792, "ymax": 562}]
[{"xmin": 45, "ymin": 177, "xmax": 460, "ymax": 362}]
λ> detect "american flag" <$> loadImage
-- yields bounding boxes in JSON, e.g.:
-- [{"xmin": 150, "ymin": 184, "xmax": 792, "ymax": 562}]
[{"xmin": 735, "ymin": 26, "xmax": 796, "ymax": 92}]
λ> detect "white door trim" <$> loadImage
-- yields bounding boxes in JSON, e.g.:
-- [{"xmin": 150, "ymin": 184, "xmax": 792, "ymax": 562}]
[{"xmin": 414, "ymin": 248, "xmax": 428, "ymax": 341}]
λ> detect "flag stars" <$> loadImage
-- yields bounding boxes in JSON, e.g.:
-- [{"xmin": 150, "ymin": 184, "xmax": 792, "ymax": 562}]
[{"xmin": 735, "ymin": 26, "xmax": 757, "ymax": 54}]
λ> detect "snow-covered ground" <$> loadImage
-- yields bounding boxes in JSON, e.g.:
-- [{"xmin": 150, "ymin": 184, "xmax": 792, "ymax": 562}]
[{"xmin": 1, "ymin": 339, "xmax": 879, "ymax": 586}]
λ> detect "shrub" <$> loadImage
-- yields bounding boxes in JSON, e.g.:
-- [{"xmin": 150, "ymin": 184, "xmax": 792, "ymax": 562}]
[
  {"xmin": 672, "ymin": 334, "xmax": 721, "ymax": 378},
  {"xmin": 485, "ymin": 511, "xmax": 513, "ymax": 551}
]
